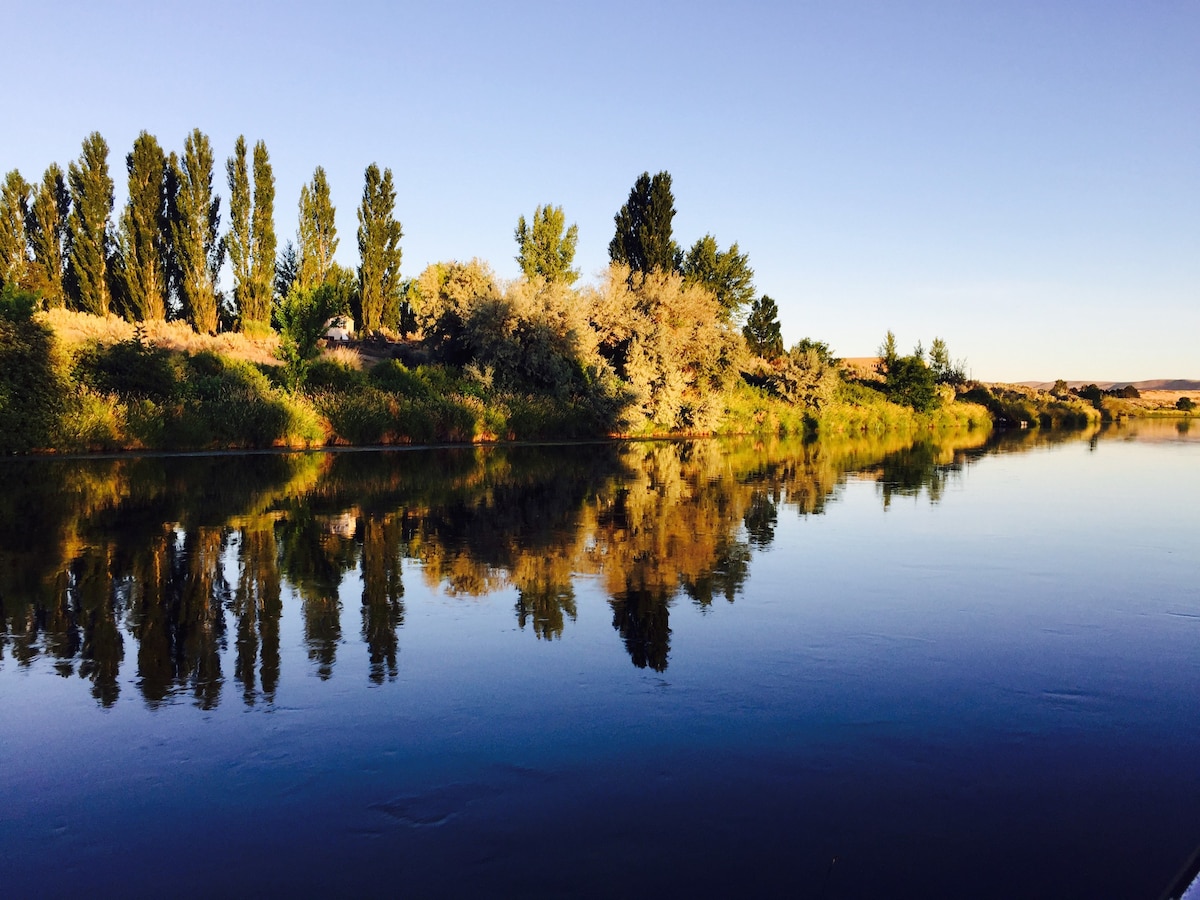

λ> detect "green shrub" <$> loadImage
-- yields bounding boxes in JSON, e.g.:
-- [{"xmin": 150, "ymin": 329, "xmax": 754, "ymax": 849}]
[
  {"xmin": 369, "ymin": 360, "xmax": 437, "ymax": 399},
  {"xmin": 0, "ymin": 287, "xmax": 68, "ymax": 453},
  {"xmin": 58, "ymin": 387, "xmax": 126, "ymax": 451},
  {"xmin": 306, "ymin": 358, "xmax": 368, "ymax": 392},
  {"xmin": 314, "ymin": 388, "xmax": 395, "ymax": 445},
  {"xmin": 73, "ymin": 339, "xmax": 183, "ymax": 401}
]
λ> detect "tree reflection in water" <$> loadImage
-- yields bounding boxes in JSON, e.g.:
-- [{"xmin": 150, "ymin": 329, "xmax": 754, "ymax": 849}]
[{"xmin": 0, "ymin": 428, "xmax": 1008, "ymax": 706}]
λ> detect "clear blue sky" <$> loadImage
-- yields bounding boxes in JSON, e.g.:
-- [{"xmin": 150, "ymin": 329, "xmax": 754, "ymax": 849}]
[{"xmin": 4, "ymin": 0, "xmax": 1196, "ymax": 382}]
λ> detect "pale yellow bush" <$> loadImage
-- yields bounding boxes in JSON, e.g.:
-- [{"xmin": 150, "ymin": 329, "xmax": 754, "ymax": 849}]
[{"xmin": 321, "ymin": 345, "xmax": 365, "ymax": 370}]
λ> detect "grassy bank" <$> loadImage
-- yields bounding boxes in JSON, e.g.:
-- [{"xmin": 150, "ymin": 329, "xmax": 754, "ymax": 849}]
[
  {"xmin": 1, "ymin": 308, "xmax": 1094, "ymax": 455},
  {"xmin": 961, "ymin": 383, "xmax": 1101, "ymax": 429}
]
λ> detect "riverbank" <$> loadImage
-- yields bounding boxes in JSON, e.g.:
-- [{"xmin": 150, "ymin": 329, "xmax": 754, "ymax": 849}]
[{"xmin": 7, "ymin": 306, "xmax": 1181, "ymax": 456}]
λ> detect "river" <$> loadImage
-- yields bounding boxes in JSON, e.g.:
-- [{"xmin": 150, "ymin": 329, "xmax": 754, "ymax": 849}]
[{"xmin": 1, "ymin": 421, "xmax": 1197, "ymax": 897}]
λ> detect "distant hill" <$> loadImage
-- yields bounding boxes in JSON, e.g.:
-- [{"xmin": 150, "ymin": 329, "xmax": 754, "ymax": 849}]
[{"xmin": 1019, "ymin": 379, "xmax": 1200, "ymax": 391}]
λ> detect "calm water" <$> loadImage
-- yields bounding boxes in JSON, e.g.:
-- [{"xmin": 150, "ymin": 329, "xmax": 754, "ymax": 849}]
[{"xmin": 1, "ymin": 422, "xmax": 1197, "ymax": 898}]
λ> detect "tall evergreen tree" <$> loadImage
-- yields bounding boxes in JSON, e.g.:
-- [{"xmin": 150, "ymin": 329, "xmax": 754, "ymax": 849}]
[
  {"xmin": 682, "ymin": 234, "xmax": 755, "ymax": 321},
  {"xmin": 878, "ymin": 330, "xmax": 898, "ymax": 373},
  {"xmin": 297, "ymin": 166, "xmax": 337, "ymax": 292},
  {"xmin": 0, "ymin": 170, "xmax": 31, "ymax": 290},
  {"xmin": 514, "ymin": 204, "xmax": 579, "ymax": 284},
  {"xmin": 66, "ymin": 132, "xmax": 115, "ymax": 315},
  {"xmin": 171, "ymin": 129, "xmax": 224, "ymax": 333},
  {"xmin": 609, "ymin": 171, "xmax": 680, "ymax": 275},
  {"xmin": 119, "ymin": 132, "xmax": 169, "ymax": 320},
  {"xmin": 247, "ymin": 140, "xmax": 276, "ymax": 328},
  {"xmin": 25, "ymin": 164, "xmax": 71, "ymax": 307},
  {"xmin": 226, "ymin": 135, "xmax": 252, "ymax": 326},
  {"xmin": 356, "ymin": 163, "xmax": 402, "ymax": 334},
  {"xmin": 275, "ymin": 240, "xmax": 299, "ymax": 302},
  {"xmin": 743, "ymin": 295, "xmax": 784, "ymax": 359}
]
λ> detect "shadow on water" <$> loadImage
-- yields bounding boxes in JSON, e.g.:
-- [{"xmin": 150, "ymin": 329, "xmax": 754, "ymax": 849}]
[{"xmin": 0, "ymin": 424, "xmax": 1116, "ymax": 705}]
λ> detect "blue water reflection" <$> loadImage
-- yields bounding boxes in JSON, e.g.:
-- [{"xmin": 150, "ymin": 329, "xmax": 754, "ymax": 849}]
[{"xmin": 1, "ymin": 423, "xmax": 1197, "ymax": 897}]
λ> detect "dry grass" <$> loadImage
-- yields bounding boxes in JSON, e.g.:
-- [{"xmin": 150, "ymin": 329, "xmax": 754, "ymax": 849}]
[
  {"xmin": 320, "ymin": 344, "xmax": 365, "ymax": 370},
  {"xmin": 841, "ymin": 357, "xmax": 884, "ymax": 382},
  {"xmin": 38, "ymin": 309, "xmax": 282, "ymax": 367},
  {"xmin": 1139, "ymin": 389, "xmax": 1200, "ymax": 407}
]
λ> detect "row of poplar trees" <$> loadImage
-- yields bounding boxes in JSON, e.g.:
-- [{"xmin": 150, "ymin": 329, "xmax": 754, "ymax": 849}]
[{"xmin": 0, "ymin": 130, "xmax": 402, "ymax": 334}]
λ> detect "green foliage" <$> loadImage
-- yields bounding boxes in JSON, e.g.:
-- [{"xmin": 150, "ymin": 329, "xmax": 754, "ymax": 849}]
[
  {"xmin": 226, "ymin": 137, "xmax": 277, "ymax": 329},
  {"xmin": 226, "ymin": 135, "xmax": 252, "ymax": 325},
  {"xmin": 0, "ymin": 283, "xmax": 37, "ymax": 321},
  {"xmin": 64, "ymin": 335, "xmax": 323, "ymax": 450},
  {"xmin": 248, "ymin": 140, "xmax": 277, "ymax": 327},
  {"xmin": 682, "ymin": 234, "xmax": 755, "ymax": 320},
  {"xmin": 306, "ymin": 357, "xmax": 368, "ymax": 392},
  {"xmin": 1076, "ymin": 384, "xmax": 1104, "ymax": 408},
  {"xmin": 460, "ymin": 278, "xmax": 602, "ymax": 399},
  {"xmin": 312, "ymin": 386, "xmax": 395, "ymax": 444},
  {"xmin": 1177, "ymin": 396, "xmax": 1195, "ymax": 412},
  {"xmin": 743, "ymin": 295, "xmax": 784, "ymax": 359},
  {"xmin": 928, "ymin": 336, "xmax": 966, "ymax": 385},
  {"xmin": 0, "ymin": 286, "xmax": 68, "ymax": 453},
  {"xmin": 277, "ymin": 281, "xmax": 349, "ymax": 390},
  {"xmin": 515, "ymin": 204, "xmax": 579, "ymax": 285},
  {"xmin": 817, "ymin": 380, "xmax": 919, "ymax": 435},
  {"xmin": 411, "ymin": 259, "xmax": 501, "ymax": 357},
  {"xmin": 1, "ymin": 169, "xmax": 31, "ymax": 290},
  {"xmin": 297, "ymin": 166, "xmax": 337, "ymax": 293},
  {"xmin": 174, "ymin": 353, "xmax": 323, "ymax": 448},
  {"xmin": 357, "ymin": 163, "xmax": 403, "ymax": 333},
  {"xmin": 369, "ymin": 360, "xmax": 437, "ymax": 399},
  {"xmin": 878, "ymin": 330, "xmax": 898, "ymax": 372},
  {"xmin": 962, "ymin": 384, "xmax": 1098, "ymax": 428},
  {"xmin": 73, "ymin": 338, "xmax": 183, "ymax": 401},
  {"xmin": 885, "ymin": 353, "xmax": 938, "ymax": 412},
  {"xmin": 66, "ymin": 132, "xmax": 115, "ymax": 316},
  {"xmin": 119, "ymin": 131, "xmax": 169, "ymax": 321},
  {"xmin": 275, "ymin": 240, "xmax": 298, "ymax": 306},
  {"xmin": 762, "ymin": 345, "xmax": 840, "ymax": 411},
  {"xmin": 588, "ymin": 264, "xmax": 741, "ymax": 431},
  {"xmin": 171, "ymin": 129, "xmax": 224, "ymax": 333},
  {"xmin": 608, "ymin": 171, "xmax": 681, "ymax": 275},
  {"xmin": 792, "ymin": 337, "xmax": 837, "ymax": 366},
  {"xmin": 25, "ymin": 164, "xmax": 70, "ymax": 308},
  {"xmin": 718, "ymin": 379, "xmax": 812, "ymax": 437}
]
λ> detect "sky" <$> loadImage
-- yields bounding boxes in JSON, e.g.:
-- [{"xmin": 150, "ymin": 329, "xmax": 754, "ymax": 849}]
[{"xmin": 3, "ymin": 0, "xmax": 1197, "ymax": 382}]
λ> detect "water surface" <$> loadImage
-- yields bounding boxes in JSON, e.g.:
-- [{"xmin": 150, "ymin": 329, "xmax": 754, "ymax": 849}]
[{"xmin": 1, "ymin": 422, "xmax": 1197, "ymax": 897}]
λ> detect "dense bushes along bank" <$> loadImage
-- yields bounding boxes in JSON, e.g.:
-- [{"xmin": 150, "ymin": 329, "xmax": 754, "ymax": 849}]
[{"xmin": 2, "ymin": 305, "xmax": 1012, "ymax": 456}]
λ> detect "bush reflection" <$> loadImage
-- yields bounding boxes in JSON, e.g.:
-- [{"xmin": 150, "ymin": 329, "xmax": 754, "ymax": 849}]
[{"xmin": 1, "ymin": 429, "xmax": 1016, "ymax": 706}]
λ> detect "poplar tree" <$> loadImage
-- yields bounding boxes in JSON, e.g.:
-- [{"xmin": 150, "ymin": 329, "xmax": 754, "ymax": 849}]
[
  {"xmin": 66, "ymin": 132, "xmax": 115, "ymax": 315},
  {"xmin": 26, "ymin": 164, "xmax": 71, "ymax": 307},
  {"xmin": 682, "ymin": 234, "xmax": 755, "ymax": 321},
  {"xmin": 247, "ymin": 140, "xmax": 276, "ymax": 327},
  {"xmin": 119, "ymin": 132, "xmax": 169, "ymax": 320},
  {"xmin": 356, "ymin": 163, "xmax": 402, "ymax": 333},
  {"xmin": 226, "ymin": 135, "xmax": 252, "ymax": 326},
  {"xmin": 0, "ymin": 170, "xmax": 31, "ymax": 290},
  {"xmin": 171, "ymin": 129, "xmax": 224, "ymax": 333},
  {"xmin": 609, "ymin": 171, "xmax": 680, "ymax": 275},
  {"xmin": 514, "ymin": 204, "xmax": 579, "ymax": 285},
  {"xmin": 296, "ymin": 166, "xmax": 337, "ymax": 292}
]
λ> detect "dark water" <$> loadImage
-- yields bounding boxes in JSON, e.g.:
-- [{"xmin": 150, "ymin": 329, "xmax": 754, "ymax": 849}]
[{"xmin": 1, "ymin": 422, "xmax": 1197, "ymax": 898}]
